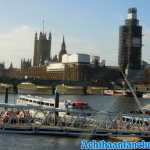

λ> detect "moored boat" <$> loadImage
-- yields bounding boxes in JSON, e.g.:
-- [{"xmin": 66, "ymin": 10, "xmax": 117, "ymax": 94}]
[
  {"xmin": 17, "ymin": 82, "xmax": 52, "ymax": 95},
  {"xmin": 109, "ymin": 135, "xmax": 142, "ymax": 142},
  {"xmin": 143, "ymin": 93, "xmax": 150, "ymax": 99}
]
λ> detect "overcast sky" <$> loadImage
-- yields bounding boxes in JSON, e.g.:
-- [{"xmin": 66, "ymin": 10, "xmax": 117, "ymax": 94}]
[{"xmin": 0, "ymin": 0, "xmax": 150, "ymax": 68}]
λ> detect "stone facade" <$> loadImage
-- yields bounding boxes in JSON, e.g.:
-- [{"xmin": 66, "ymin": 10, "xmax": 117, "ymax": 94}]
[{"xmin": 33, "ymin": 32, "xmax": 51, "ymax": 66}]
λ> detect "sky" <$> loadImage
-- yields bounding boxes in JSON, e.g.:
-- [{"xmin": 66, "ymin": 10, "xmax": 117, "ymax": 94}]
[{"xmin": 0, "ymin": 0, "xmax": 150, "ymax": 68}]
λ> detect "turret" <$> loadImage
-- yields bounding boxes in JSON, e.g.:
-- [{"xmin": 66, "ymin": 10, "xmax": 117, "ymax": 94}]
[
  {"xmin": 39, "ymin": 32, "xmax": 43, "ymax": 39},
  {"xmin": 49, "ymin": 32, "xmax": 52, "ymax": 40},
  {"xmin": 33, "ymin": 21, "xmax": 52, "ymax": 66},
  {"xmin": 125, "ymin": 7, "xmax": 139, "ymax": 26},
  {"xmin": 61, "ymin": 36, "xmax": 66, "ymax": 51},
  {"xmin": 127, "ymin": 8, "xmax": 137, "ymax": 20},
  {"xmin": 59, "ymin": 36, "xmax": 67, "ymax": 62},
  {"xmin": 35, "ymin": 32, "xmax": 38, "ymax": 40}
]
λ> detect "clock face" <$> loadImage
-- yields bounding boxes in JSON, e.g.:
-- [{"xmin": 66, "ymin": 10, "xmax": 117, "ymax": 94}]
[
  {"xmin": 127, "ymin": 13, "xmax": 137, "ymax": 19},
  {"xmin": 132, "ymin": 37, "xmax": 141, "ymax": 47}
]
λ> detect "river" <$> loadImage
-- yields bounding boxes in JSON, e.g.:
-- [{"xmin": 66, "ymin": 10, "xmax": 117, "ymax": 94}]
[{"xmin": 0, "ymin": 94, "xmax": 150, "ymax": 150}]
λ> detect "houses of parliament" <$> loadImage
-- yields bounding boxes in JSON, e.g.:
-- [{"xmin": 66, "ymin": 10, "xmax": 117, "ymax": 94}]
[
  {"xmin": 1, "ymin": 8, "xmax": 149, "ymax": 83},
  {"xmin": 0, "ymin": 29, "xmax": 122, "ymax": 83},
  {"xmin": 33, "ymin": 31, "xmax": 67, "ymax": 66}
]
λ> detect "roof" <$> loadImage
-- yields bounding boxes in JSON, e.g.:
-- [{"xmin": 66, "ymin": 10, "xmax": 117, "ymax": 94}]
[{"xmin": 47, "ymin": 63, "xmax": 65, "ymax": 71}]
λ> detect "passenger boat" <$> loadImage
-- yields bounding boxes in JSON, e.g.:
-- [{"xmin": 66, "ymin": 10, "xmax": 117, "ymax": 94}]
[
  {"xmin": 16, "ymin": 95, "xmax": 95, "ymax": 117},
  {"xmin": 17, "ymin": 95, "xmax": 60, "ymax": 108},
  {"xmin": 0, "ymin": 94, "xmax": 99, "ymax": 137},
  {"xmin": 17, "ymin": 82, "xmax": 52, "ymax": 95},
  {"xmin": 0, "ymin": 72, "xmax": 149, "ymax": 140},
  {"xmin": 17, "ymin": 95, "xmax": 91, "ymax": 109}
]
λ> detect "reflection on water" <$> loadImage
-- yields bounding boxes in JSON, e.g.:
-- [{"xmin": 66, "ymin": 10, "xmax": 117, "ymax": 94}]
[
  {"xmin": 0, "ymin": 134, "xmax": 80, "ymax": 150},
  {"xmin": 0, "ymin": 94, "xmax": 150, "ymax": 150}
]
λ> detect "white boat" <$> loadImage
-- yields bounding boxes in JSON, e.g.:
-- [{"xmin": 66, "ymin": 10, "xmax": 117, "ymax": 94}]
[
  {"xmin": 16, "ymin": 95, "xmax": 65, "ymax": 108},
  {"xmin": 16, "ymin": 95, "xmax": 95, "ymax": 117},
  {"xmin": 16, "ymin": 95, "xmax": 68, "ymax": 117},
  {"xmin": 143, "ymin": 93, "xmax": 150, "ymax": 99}
]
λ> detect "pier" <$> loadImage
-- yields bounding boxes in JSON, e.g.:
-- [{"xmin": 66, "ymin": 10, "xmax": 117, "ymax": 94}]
[{"xmin": 0, "ymin": 102, "xmax": 150, "ymax": 140}]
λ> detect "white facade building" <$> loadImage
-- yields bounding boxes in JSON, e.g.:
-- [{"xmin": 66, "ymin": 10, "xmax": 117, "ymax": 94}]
[
  {"xmin": 47, "ymin": 63, "xmax": 65, "ymax": 72},
  {"xmin": 62, "ymin": 53, "xmax": 90, "ymax": 64},
  {"xmin": 91, "ymin": 56, "xmax": 100, "ymax": 63}
]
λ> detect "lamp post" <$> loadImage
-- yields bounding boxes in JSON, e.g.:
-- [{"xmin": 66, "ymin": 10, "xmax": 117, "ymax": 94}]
[{"xmin": 122, "ymin": 81, "xmax": 125, "ymax": 95}]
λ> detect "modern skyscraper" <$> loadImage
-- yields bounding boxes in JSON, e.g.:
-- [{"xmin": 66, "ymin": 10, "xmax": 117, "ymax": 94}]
[
  {"xmin": 33, "ymin": 32, "xmax": 51, "ymax": 66},
  {"xmin": 118, "ymin": 8, "xmax": 142, "ymax": 72},
  {"xmin": 59, "ymin": 36, "xmax": 67, "ymax": 62}
]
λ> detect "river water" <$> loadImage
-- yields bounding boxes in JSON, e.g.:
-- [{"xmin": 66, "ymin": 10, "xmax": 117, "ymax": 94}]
[{"xmin": 0, "ymin": 94, "xmax": 150, "ymax": 150}]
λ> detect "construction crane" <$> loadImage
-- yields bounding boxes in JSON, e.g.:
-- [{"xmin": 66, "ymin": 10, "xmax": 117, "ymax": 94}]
[{"xmin": 121, "ymin": 70, "xmax": 144, "ymax": 114}]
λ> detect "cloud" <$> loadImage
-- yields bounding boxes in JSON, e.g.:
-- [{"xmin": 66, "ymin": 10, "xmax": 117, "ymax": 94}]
[
  {"xmin": 1, "ymin": 25, "xmax": 148, "ymax": 69},
  {"xmin": 0, "ymin": 25, "xmax": 35, "ymax": 68},
  {"xmin": 0, "ymin": 26, "xmax": 95, "ymax": 68}
]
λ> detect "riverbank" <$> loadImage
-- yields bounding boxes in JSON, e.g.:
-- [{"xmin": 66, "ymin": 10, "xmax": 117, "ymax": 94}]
[
  {"xmin": 56, "ymin": 84, "xmax": 108, "ymax": 95},
  {"xmin": 17, "ymin": 82, "xmax": 53, "ymax": 95},
  {"xmin": 0, "ymin": 83, "xmax": 14, "ymax": 94}
]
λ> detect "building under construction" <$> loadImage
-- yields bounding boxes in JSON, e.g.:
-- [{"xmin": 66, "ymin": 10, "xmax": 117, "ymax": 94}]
[{"xmin": 118, "ymin": 8, "xmax": 142, "ymax": 72}]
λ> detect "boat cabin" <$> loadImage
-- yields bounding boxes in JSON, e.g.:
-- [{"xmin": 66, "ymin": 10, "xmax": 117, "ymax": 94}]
[{"xmin": 17, "ymin": 95, "xmax": 55, "ymax": 107}]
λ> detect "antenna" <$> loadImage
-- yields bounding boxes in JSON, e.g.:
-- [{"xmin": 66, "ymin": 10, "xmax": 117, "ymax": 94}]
[{"xmin": 42, "ymin": 18, "xmax": 45, "ymax": 33}]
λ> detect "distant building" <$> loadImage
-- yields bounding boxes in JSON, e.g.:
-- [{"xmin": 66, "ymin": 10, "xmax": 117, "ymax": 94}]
[
  {"xmin": 21, "ymin": 58, "xmax": 32, "ymax": 69},
  {"xmin": 118, "ymin": 8, "xmax": 142, "ymax": 72},
  {"xmin": 62, "ymin": 53, "xmax": 90, "ymax": 64},
  {"xmin": 33, "ymin": 32, "xmax": 51, "ymax": 66},
  {"xmin": 58, "ymin": 36, "xmax": 67, "ymax": 62},
  {"xmin": 9, "ymin": 62, "xmax": 13, "ymax": 69},
  {"xmin": 0, "ymin": 62, "xmax": 5, "ymax": 69},
  {"xmin": 51, "ymin": 55, "xmax": 59, "ymax": 62}
]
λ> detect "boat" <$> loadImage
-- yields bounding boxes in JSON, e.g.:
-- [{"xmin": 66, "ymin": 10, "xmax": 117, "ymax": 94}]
[
  {"xmin": 143, "ymin": 93, "xmax": 150, "ymax": 99},
  {"xmin": 17, "ymin": 95, "xmax": 91, "ymax": 110},
  {"xmin": 17, "ymin": 95, "xmax": 58, "ymax": 107},
  {"xmin": 104, "ymin": 90, "xmax": 114, "ymax": 96},
  {"xmin": 0, "ymin": 96, "xmax": 99, "ymax": 138},
  {"xmin": 0, "ymin": 99, "xmax": 150, "ymax": 139},
  {"xmin": 17, "ymin": 82, "xmax": 52, "ymax": 95},
  {"xmin": 113, "ymin": 90, "xmax": 125, "ymax": 96},
  {"xmin": 16, "ymin": 95, "xmax": 96, "ymax": 117},
  {"xmin": 124, "ymin": 90, "xmax": 143, "ymax": 97},
  {"xmin": 56, "ymin": 84, "xmax": 85, "ymax": 95},
  {"xmin": 0, "ymin": 72, "xmax": 149, "ymax": 140},
  {"xmin": 71, "ymin": 100, "xmax": 88, "ymax": 109},
  {"xmin": 109, "ymin": 135, "xmax": 142, "ymax": 142},
  {"xmin": 0, "ymin": 119, "xmax": 150, "ymax": 140}
]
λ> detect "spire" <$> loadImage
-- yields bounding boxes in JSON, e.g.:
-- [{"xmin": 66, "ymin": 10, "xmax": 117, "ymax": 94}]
[
  {"xmin": 59, "ymin": 36, "xmax": 67, "ymax": 62},
  {"xmin": 39, "ymin": 32, "xmax": 43, "ymax": 39},
  {"xmin": 126, "ymin": 7, "xmax": 139, "ymax": 26},
  {"xmin": 42, "ymin": 19, "xmax": 45, "ymax": 34},
  {"xmin": 44, "ymin": 33, "xmax": 47, "ymax": 39},
  {"xmin": 61, "ymin": 35, "xmax": 66, "ymax": 51},
  {"xmin": 63, "ymin": 36, "xmax": 65, "ymax": 43},
  {"xmin": 127, "ymin": 8, "xmax": 137, "ymax": 20},
  {"xmin": 35, "ymin": 32, "xmax": 38, "ymax": 40},
  {"xmin": 49, "ymin": 32, "xmax": 52, "ymax": 40},
  {"xmin": 9, "ymin": 62, "xmax": 13, "ymax": 69}
]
